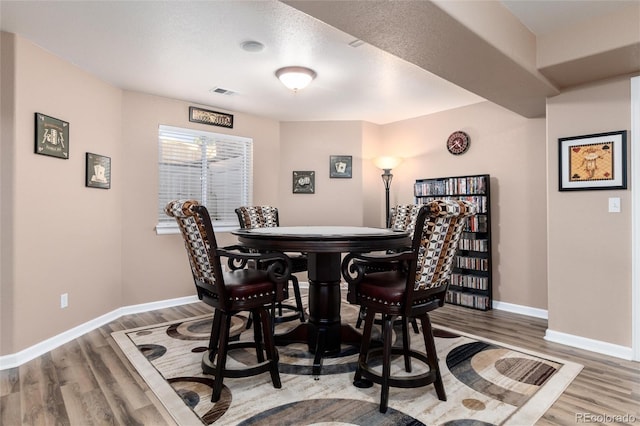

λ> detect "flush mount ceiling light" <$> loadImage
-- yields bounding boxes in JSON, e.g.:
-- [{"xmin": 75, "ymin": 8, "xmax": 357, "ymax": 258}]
[{"xmin": 275, "ymin": 66, "xmax": 317, "ymax": 92}]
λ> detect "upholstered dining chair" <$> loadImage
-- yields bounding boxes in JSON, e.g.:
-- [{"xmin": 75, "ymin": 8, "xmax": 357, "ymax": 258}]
[
  {"xmin": 341, "ymin": 199, "xmax": 476, "ymax": 413},
  {"xmin": 235, "ymin": 206, "xmax": 306, "ymax": 325},
  {"xmin": 166, "ymin": 200, "xmax": 291, "ymax": 402},
  {"xmin": 355, "ymin": 204, "xmax": 422, "ymax": 333}
]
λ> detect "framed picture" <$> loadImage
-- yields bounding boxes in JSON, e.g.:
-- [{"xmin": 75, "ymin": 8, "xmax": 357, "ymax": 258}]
[
  {"xmin": 293, "ymin": 171, "xmax": 315, "ymax": 194},
  {"xmin": 189, "ymin": 106, "xmax": 233, "ymax": 128},
  {"xmin": 34, "ymin": 113, "xmax": 69, "ymax": 159},
  {"xmin": 558, "ymin": 130, "xmax": 627, "ymax": 191},
  {"xmin": 330, "ymin": 155, "xmax": 352, "ymax": 178},
  {"xmin": 86, "ymin": 153, "xmax": 111, "ymax": 189}
]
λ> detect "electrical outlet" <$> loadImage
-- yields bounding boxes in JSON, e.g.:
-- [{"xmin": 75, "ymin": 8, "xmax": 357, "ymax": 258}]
[{"xmin": 60, "ymin": 293, "xmax": 68, "ymax": 309}]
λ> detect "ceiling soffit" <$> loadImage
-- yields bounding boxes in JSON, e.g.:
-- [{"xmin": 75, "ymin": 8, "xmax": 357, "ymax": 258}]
[{"xmin": 285, "ymin": 0, "xmax": 559, "ymax": 118}]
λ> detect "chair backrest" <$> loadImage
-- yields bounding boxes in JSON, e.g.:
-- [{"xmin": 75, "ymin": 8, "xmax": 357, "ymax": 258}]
[
  {"xmin": 165, "ymin": 200, "xmax": 226, "ymax": 299},
  {"xmin": 235, "ymin": 206, "xmax": 279, "ymax": 229},
  {"xmin": 410, "ymin": 199, "xmax": 476, "ymax": 296},
  {"xmin": 389, "ymin": 204, "xmax": 422, "ymax": 237}
]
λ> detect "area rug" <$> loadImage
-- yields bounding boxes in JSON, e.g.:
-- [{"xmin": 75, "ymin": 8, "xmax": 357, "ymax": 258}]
[{"xmin": 112, "ymin": 296, "xmax": 582, "ymax": 425}]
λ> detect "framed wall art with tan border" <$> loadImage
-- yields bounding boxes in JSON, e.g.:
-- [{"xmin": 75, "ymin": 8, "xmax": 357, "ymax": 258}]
[
  {"xmin": 35, "ymin": 113, "xmax": 69, "ymax": 159},
  {"xmin": 86, "ymin": 153, "xmax": 111, "ymax": 189},
  {"xmin": 558, "ymin": 130, "xmax": 627, "ymax": 191}
]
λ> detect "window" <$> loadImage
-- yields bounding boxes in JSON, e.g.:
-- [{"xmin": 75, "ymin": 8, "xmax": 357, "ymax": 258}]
[{"xmin": 156, "ymin": 125, "xmax": 253, "ymax": 234}]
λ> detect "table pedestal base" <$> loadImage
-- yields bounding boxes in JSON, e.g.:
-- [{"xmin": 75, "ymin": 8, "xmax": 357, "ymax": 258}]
[
  {"xmin": 273, "ymin": 252, "xmax": 362, "ymax": 378},
  {"xmin": 274, "ymin": 322, "xmax": 362, "ymax": 378}
]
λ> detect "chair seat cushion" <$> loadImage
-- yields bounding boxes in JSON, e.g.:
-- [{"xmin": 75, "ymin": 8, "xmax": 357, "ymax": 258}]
[
  {"xmin": 223, "ymin": 268, "xmax": 284, "ymax": 301},
  {"xmin": 357, "ymin": 271, "xmax": 406, "ymax": 305}
]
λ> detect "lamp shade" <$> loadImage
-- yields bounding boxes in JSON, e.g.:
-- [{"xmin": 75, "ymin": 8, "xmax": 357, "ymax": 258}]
[
  {"xmin": 275, "ymin": 66, "xmax": 317, "ymax": 92},
  {"xmin": 373, "ymin": 156, "xmax": 402, "ymax": 171}
]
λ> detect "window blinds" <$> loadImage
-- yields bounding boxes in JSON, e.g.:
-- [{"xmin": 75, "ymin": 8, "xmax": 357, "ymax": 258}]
[{"xmin": 157, "ymin": 125, "xmax": 253, "ymax": 232}]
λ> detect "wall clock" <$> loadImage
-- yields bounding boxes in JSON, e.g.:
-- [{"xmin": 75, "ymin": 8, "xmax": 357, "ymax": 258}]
[{"xmin": 447, "ymin": 131, "xmax": 470, "ymax": 155}]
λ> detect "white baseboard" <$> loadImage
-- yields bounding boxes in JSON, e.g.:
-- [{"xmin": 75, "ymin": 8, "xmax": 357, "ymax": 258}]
[
  {"xmin": 0, "ymin": 295, "xmax": 199, "ymax": 370},
  {"xmin": 493, "ymin": 301, "xmax": 635, "ymax": 359},
  {"xmin": 3, "ymin": 285, "xmax": 632, "ymax": 369},
  {"xmin": 492, "ymin": 300, "xmax": 548, "ymax": 319},
  {"xmin": 545, "ymin": 329, "xmax": 634, "ymax": 360}
]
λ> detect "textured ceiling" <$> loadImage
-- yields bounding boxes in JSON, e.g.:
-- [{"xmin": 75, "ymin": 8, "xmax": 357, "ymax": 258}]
[{"xmin": 1, "ymin": 1, "xmax": 635, "ymax": 123}]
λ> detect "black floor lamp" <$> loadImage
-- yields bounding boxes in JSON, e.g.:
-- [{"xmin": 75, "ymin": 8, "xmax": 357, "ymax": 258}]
[{"xmin": 374, "ymin": 157, "xmax": 402, "ymax": 228}]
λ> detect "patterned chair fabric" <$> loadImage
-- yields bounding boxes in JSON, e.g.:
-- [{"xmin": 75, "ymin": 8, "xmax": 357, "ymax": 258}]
[
  {"xmin": 388, "ymin": 204, "xmax": 422, "ymax": 237},
  {"xmin": 413, "ymin": 199, "xmax": 475, "ymax": 292},
  {"xmin": 340, "ymin": 199, "xmax": 476, "ymax": 413},
  {"xmin": 165, "ymin": 199, "xmax": 220, "ymax": 289},
  {"xmin": 235, "ymin": 206, "xmax": 280, "ymax": 229}
]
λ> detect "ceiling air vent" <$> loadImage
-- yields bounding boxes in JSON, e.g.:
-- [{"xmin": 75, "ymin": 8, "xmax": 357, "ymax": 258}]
[{"xmin": 210, "ymin": 87, "xmax": 235, "ymax": 95}]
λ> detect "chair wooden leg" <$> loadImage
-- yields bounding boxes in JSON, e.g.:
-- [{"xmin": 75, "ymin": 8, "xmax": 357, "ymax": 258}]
[
  {"xmin": 354, "ymin": 310, "xmax": 375, "ymax": 384},
  {"xmin": 257, "ymin": 307, "xmax": 281, "ymax": 389},
  {"xmin": 355, "ymin": 306, "xmax": 366, "ymax": 329},
  {"xmin": 420, "ymin": 314, "xmax": 446, "ymax": 401},
  {"xmin": 208, "ymin": 310, "xmax": 222, "ymax": 354},
  {"xmin": 402, "ymin": 316, "xmax": 412, "ymax": 372},
  {"xmin": 252, "ymin": 309, "xmax": 265, "ymax": 363},
  {"xmin": 410, "ymin": 318, "xmax": 420, "ymax": 334},
  {"xmin": 380, "ymin": 314, "xmax": 394, "ymax": 414},
  {"xmin": 290, "ymin": 275, "xmax": 305, "ymax": 322},
  {"xmin": 212, "ymin": 313, "xmax": 231, "ymax": 402}
]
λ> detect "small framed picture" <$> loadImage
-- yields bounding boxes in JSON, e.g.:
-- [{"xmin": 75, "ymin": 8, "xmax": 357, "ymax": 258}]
[
  {"xmin": 330, "ymin": 155, "xmax": 352, "ymax": 178},
  {"xmin": 293, "ymin": 171, "xmax": 315, "ymax": 194},
  {"xmin": 86, "ymin": 153, "xmax": 111, "ymax": 189},
  {"xmin": 35, "ymin": 113, "xmax": 69, "ymax": 159},
  {"xmin": 558, "ymin": 130, "xmax": 627, "ymax": 191}
]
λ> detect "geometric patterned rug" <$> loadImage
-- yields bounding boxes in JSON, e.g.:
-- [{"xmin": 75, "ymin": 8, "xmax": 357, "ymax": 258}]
[{"xmin": 112, "ymin": 294, "xmax": 582, "ymax": 425}]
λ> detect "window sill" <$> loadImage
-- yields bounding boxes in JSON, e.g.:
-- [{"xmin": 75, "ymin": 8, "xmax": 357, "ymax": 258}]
[{"xmin": 155, "ymin": 223, "xmax": 239, "ymax": 235}]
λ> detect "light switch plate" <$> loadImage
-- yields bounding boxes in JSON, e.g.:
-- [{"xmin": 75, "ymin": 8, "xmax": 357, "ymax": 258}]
[{"xmin": 608, "ymin": 197, "xmax": 621, "ymax": 213}]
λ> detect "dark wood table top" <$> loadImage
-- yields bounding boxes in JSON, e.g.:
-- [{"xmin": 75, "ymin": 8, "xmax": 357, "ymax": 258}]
[{"xmin": 232, "ymin": 226, "xmax": 410, "ymax": 253}]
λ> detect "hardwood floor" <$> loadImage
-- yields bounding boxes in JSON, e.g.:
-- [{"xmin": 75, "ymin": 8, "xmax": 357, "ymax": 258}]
[{"xmin": 1, "ymin": 299, "xmax": 638, "ymax": 425}]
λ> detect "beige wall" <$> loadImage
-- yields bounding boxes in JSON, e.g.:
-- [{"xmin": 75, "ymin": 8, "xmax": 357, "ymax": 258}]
[
  {"xmin": 362, "ymin": 122, "xmax": 385, "ymax": 227},
  {"xmin": 1, "ymin": 33, "xmax": 123, "ymax": 353},
  {"xmin": 120, "ymin": 91, "xmax": 281, "ymax": 305},
  {"xmin": 547, "ymin": 77, "xmax": 632, "ymax": 347},
  {"xmin": 1, "ymin": 32, "xmax": 17, "ymax": 355},
  {"xmin": 380, "ymin": 102, "xmax": 548, "ymax": 309},
  {"xmin": 278, "ymin": 121, "xmax": 364, "ymax": 226}
]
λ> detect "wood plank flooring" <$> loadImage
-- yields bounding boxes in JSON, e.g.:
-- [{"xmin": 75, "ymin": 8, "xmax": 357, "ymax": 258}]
[{"xmin": 1, "ymin": 300, "xmax": 638, "ymax": 425}]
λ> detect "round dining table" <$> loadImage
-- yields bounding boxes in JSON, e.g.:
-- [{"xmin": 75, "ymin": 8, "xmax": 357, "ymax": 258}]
[{"xmin": 232, "ymin": 226, "xmax": 410, "ymax": 378}]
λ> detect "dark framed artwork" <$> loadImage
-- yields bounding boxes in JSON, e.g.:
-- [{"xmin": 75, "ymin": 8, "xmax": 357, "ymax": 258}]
[
  {"xmin": 34, "ymin": 113, "xmax": 69, "ymax": 159},
  {"xmin": 330, "ymin": 155, "xmax": 352, "ymax": 178},
  {"xmin": 189, "ymin": 106, "xmax": 233, "ymax": 128},
  {"xmin": 293, "ymin": 171, "xmax": 315, "ymax": 194},
  {"xmin": 558, "ymin": 130, "xmax": 627, "ymax": 191},
  {"xmin": 85, "ymin": 153, "xmax": 111, "ymax": 189}
]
